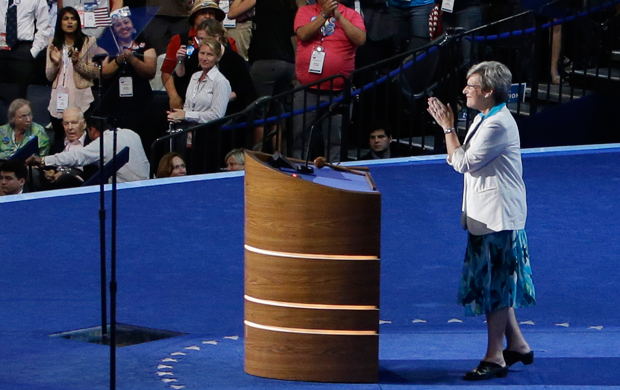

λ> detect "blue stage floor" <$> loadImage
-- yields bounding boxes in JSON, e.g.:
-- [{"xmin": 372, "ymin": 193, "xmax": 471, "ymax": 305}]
[{"xmin": 2, "ymin": 144, "xmax": 620, "ymax": 390}]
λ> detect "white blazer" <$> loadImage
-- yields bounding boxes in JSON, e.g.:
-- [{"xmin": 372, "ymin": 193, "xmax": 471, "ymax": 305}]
[{"xmin": 449, "ymin": 105, "xmax": 527, "ymax": 235}]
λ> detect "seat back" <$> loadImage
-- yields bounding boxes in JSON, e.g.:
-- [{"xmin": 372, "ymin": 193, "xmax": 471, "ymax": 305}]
[
  {"xmin": 9, "ymin": 136, "xmax": 39, "ymax": 160},
  {"xmin": 26, "ymin": 85, "xmax": 52, "ymax": 127}
]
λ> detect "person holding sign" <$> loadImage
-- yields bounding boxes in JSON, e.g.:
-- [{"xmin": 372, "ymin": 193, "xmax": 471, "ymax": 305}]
[
  {"xmin": 100, "ymin": 6, "xmax": 156, "ymax": 153},
  {"xmin": 46, "ymin": 7, "xmax": 99, "ymax": 146},
  {"xmin": 292, "ymin": 0, "xmax": 365, "ymax": 163},
  {"xmin": 427, "ymin": 61, "xmax": 536, "ymax": 381}
]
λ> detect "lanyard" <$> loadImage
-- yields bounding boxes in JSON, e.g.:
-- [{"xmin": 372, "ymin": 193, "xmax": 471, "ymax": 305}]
[
  {"xmin": 61, "ymin": 45, "xmax": 73, "ymax": 88},
  {"xmin": 190, "ymin": 73, "xmax": 209, "ymax": 111}
]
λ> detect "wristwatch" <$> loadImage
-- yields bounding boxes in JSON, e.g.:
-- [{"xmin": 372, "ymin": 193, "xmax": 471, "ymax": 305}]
[
  {"xmin": 443, "ymin": 127, "xmax": 455, "ymax": 134},
  {"xmin": 321, "ymin": 12, "xmax": 330, "ymax": 19},
  {"xmin": 40, "ymin": 156, "xmax": 46, "ymax": 167}
]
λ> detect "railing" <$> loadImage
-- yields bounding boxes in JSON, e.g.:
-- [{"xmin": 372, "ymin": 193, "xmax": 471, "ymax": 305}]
[{"xmin": 150, "ymin": 0, "xmax": 620, "ymax": 176}]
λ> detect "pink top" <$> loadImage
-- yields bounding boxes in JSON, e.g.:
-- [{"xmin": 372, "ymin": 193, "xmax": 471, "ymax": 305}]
[{"xmin": 294, "ymin": 4, "xmax": 365, "ymax": 91}]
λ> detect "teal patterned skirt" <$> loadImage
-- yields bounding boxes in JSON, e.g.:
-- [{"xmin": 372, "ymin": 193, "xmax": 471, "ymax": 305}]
[{"xmin": 457, "ymin": 229, "xmax": 536, "ymax": 316}]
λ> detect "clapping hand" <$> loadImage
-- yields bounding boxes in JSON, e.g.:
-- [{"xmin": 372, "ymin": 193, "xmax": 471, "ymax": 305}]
[
  {"xmin": 69, "ymin": 48, "xmax": 80, "ymax": 64},
  {"xmin": 321, "ymin": 0, "xmax": 338, "ymax": 18},
  {"xmin": 427, "ymin": 97, "xmax": 454, "ymax": 130},
  {"xmin": 49, "ymin": 45, "xmax": 62, "ymax": 65}
]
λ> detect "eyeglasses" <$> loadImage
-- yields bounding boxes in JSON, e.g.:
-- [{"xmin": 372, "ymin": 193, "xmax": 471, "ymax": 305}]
[
  {"xmin": 173, "ymin": 164, "xmax": 186, "ymax": 170},
  {"xmin": 464, "ymin": 84, "xmax": 482, "ymax": 90},
  {"xmin": 17, "ymin": 113, "xmax": 33, "ymax": 120}
]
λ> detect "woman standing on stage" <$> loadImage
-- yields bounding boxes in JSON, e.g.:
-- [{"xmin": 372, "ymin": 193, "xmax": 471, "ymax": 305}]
[{"xmin": 427, "ymin": 61, "xmax": 536, "ymax": 381}]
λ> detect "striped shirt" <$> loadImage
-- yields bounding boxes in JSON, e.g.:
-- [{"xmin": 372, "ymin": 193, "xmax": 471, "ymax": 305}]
[{"xmin": 184, "ymin": 66, "xmax": 231, "ymax": 124}]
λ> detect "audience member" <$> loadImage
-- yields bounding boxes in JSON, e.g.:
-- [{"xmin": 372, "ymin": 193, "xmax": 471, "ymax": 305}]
[
  {"xmin": 160, "ymin": 0, "xmax": 226, "ymax": 110},
  {"xmin": 361, "ymin": 122, "xmax": 397, "ymax": 160},
  {"xmin": 191, "ymin": 18, "xmax": 257, "ymax": 115},
  {"xmin": 0, "ymin": 0, "xmax": 52, "ymax": 87},
  {"xmin": 293, "ymin": 0, "xmax": 366, "ymax": 162},
  {"xmin": 236, "ymin": 0, "xmax": 297, "ymax": 146},
  {"xmin": 101, "ymin": 6, "xmax": 157, "ymax": 150},
  {"xmin": 38, "ymin": 107, "xmax": 94, "ymax": 188},
  {"xmin": 27, "ymin": 115, "xmax": 150, "ymax": 183},
  {"xmin": 46, "ymin": 7, "xmax": 98, "ymax": 145},
  {"xmin": 388, "ymin": 0, "xmax": 434, "ymax": 52},
  {"xmin": 0, "ymin": 159, "xmax": 27, "ymax": 195},
  {"xmin": 167, "ymin": 37, "xmax": 231, "ymax": 125},
  {"xmin": 344, "ymin": 0, "xmax": 398, "ymax": 69},
  {"xmin": 142, "ymin": 0, "xmax": 192, "ymax": 56},
  {"xmin": 0, "ymin": 99, "xmax": 50, "ymax": 159},
  {"xmin": 224, "ymin": 148, "xmax": 244, "ymax": 171},
  {"xmin": 441, "ymin": 0, "xmax": 483, "ymax": 68},
  {"xmin": 156, "ymin": 151, "xmax": 187, "ymax": 177},
  {"xmin": 52, "ymin": 106, "xmax": 91, "ymax": 153},
  {"xmin": 226, "ymin": 0, "xmax": 255, "ymax": 61},
  {"xmin": 58, "ymin": 0, "xmax": 123, "ymax": 38}
]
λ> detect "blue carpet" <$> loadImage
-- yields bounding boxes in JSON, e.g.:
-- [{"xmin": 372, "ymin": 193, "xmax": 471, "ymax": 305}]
[{"xmin": 1, "ymin": 145, "xmax": 620, "ymax": 389}]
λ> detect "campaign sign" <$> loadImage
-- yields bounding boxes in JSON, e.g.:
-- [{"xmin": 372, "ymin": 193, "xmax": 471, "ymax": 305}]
[{"xmin": 508, "ymin": 83, "xmax": 526, "ymax": 103}]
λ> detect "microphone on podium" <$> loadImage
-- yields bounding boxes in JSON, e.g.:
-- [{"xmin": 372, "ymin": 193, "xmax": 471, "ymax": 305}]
[
  {"xmin": 296, "ymin": 100, "xmax": 346, "ymax": 174},
  {"xmin": 313, "ymin": 157, "xmax": 368, "ymax": 176}
]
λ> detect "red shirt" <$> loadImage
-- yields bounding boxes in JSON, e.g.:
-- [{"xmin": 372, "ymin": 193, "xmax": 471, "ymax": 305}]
[
  {"xmin": 161, "ymin": 28, "xmax": 198, "ymax": 75},
  {"xmin": 294, "ymin": 4, "xmax": 365, "ymax": 90},
  {"xmin": 161, "ymin": 28, "xmax": 240, "ymax": 75}
]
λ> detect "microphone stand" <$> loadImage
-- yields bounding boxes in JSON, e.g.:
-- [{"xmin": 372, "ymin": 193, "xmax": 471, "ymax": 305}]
[
  {"xmin": 92, "ymin": 56, "xmax": 107, "ymax": 341},
  {"xmin": 296, "ymin": 101, "xmax": 343, "ymax": 174},
  {"xmin": 92, "ymin": 51, "xmax": 119, "ymax": 390}
]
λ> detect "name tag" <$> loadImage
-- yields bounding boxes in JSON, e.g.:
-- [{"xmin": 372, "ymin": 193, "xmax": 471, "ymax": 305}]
[
  {"xmin": 309, "ymin": 48, "xmax": 325, "ymax": 74},
  {"xmin": 84, "ymin": 11, "xmax": 96, "ymax": 28},
  {"xmin": 0, "ymin": 33, "xmax": 8, "ymax": 50},
  {"xmin": 119, "ymin": 77, "xmax": 134, "ymax": 97},
  {"xmin": 56, "ymin": 92, "xmax": 69, "ymax": 111},
  {"xmin": 441, "ymin": 0, "xmax": 455, "ymax": 13},
  {"xmin": 220, "ymin": 0, "xmax": 237, "ymax": 28},
  {"xmin": 56, "ymin": 85, "xmax": 70, "ymax": 111}
]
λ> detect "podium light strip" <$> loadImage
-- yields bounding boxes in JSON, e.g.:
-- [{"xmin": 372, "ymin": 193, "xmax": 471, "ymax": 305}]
[
  {"xmin": 244, "ymin": 245, "xmax": 379, "ymax": 261},
  {"xmin": 244, "ymin": 320, "xmax": 378, "ymax": 336},
  {"xmin": 245, "ymin": 295, "xmax": 378, "ymax": 311}
]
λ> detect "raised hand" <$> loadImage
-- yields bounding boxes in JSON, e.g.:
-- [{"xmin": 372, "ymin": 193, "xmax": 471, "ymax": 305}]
[
  {"xmin": 176, "ymin": 45, "xmax": 188, "ymax": 62},
  {"xmin": 49, "ymin": 45, "xmax": 62, "ymax": 65},
  {"xmin": 321, "ymin": 0, "xmax": 338, "ymax": 18},
  {"xmin": 427, "ymin": 97, "xmax": 454, "ymax": 130}
]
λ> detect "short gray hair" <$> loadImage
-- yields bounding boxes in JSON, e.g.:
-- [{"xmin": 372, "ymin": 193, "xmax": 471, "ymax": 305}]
[
  {"xmin": 467, "ymin": 61, "xmax": 512, "ymax": 104},
  {"xmin": 8, "ymin": 99, "xmax": 31, "ymax": 127}
]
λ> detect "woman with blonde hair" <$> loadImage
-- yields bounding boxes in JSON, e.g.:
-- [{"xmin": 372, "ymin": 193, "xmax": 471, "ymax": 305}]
[{"xmin": 167, "ymin": 37, "xmax": 231, "ymax": 124}]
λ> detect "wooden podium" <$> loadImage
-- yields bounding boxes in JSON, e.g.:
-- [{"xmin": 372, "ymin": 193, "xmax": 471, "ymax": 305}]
[{"xmin": 244, "ymin": 152, "xmax": 381, "ymax": 383}]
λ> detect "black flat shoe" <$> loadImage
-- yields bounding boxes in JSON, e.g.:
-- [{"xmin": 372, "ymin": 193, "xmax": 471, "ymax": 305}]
[
  {"xmin": 463, "ymin": 361, "xmax": 509, "ymax": 381},
  {"xmin": 503, "ymin": 350, "xmax": 534, "ymax": 367}
]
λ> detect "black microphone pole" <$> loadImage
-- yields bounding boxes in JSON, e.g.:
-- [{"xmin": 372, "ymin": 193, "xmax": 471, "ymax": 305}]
[
  {"xmin": 92, "ymin": 55, "xmax": 107, "ymax": 339},
  {"xmin": 110, "ymin": 125, "xmax": 118, "ymax": 390},
  {"xmin": 296, "ymin": 100, "xmax": 343, "ymax": 174}
]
